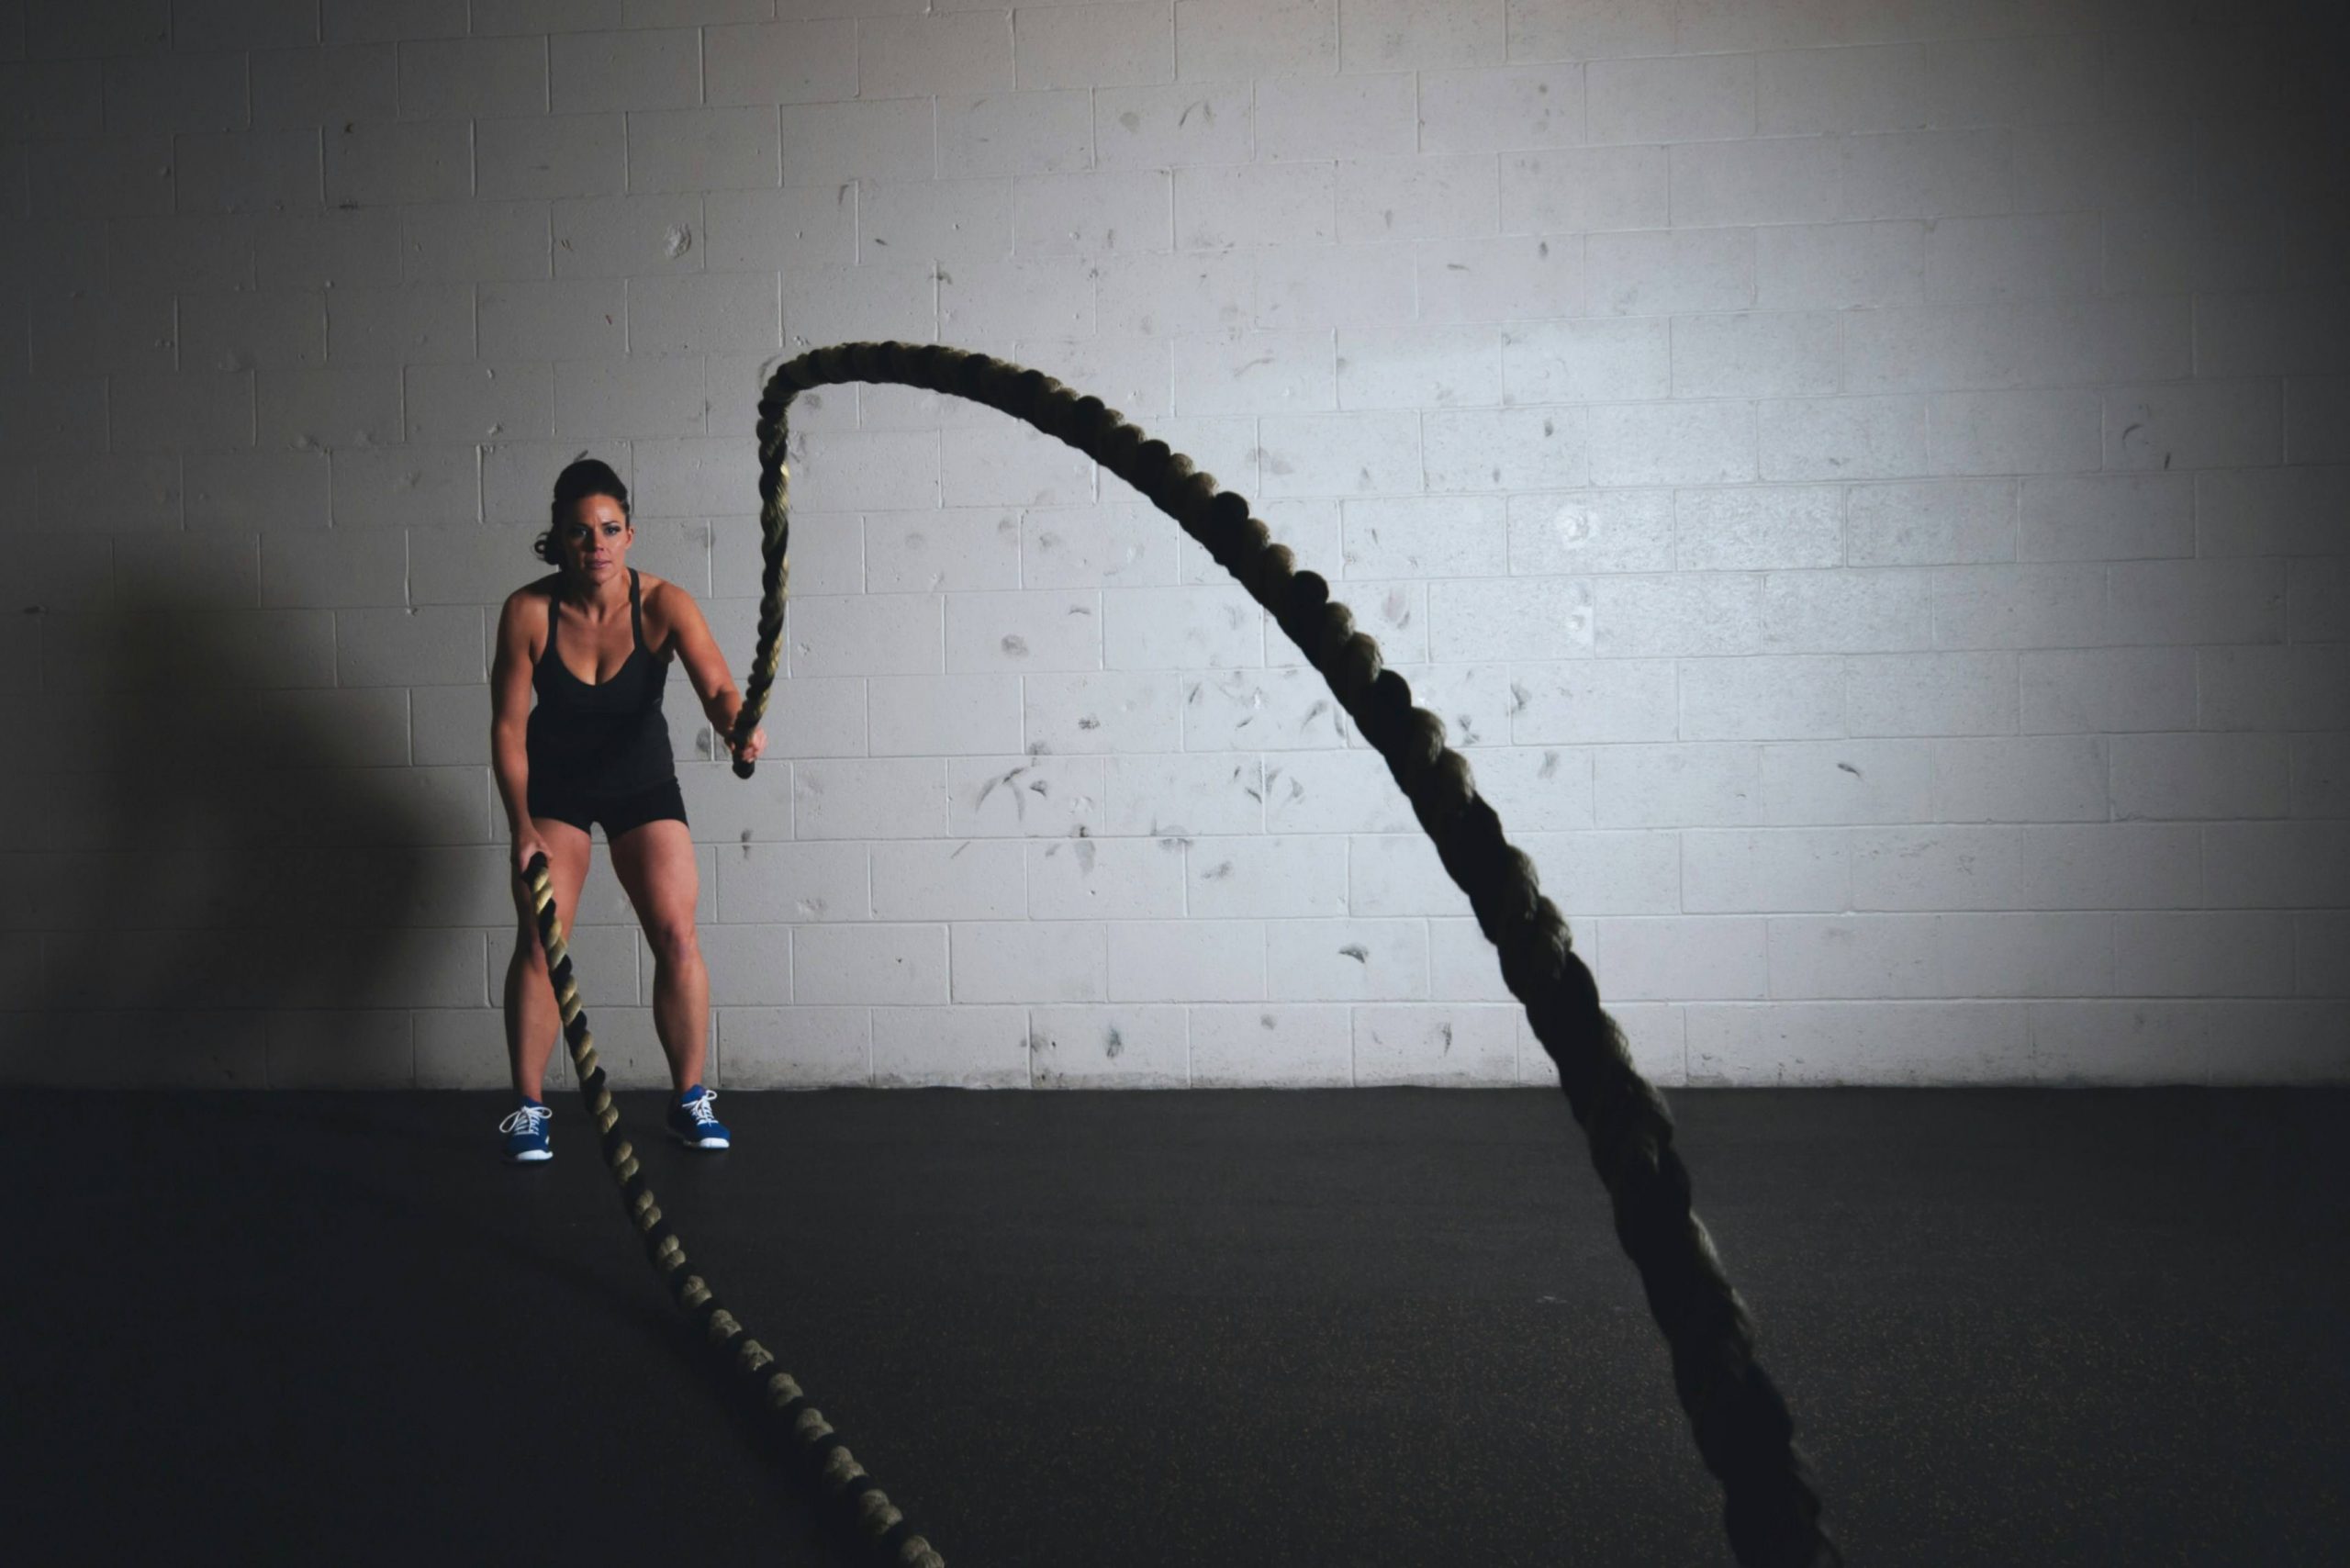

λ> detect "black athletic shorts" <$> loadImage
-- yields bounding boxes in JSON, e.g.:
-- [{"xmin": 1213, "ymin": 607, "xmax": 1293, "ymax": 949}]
[{"xmin": 527, "ymin": 775, "xmax": 688, "ymax": 839}]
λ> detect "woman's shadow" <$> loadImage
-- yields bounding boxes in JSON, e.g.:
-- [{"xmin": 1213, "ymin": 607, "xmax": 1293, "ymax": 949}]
[{"xmin": 15, "ymin": 566, "xmax": 470, "ymax": 1095}]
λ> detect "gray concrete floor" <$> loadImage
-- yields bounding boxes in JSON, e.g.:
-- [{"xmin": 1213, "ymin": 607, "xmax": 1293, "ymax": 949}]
[{"xmin": 6, "ymin": 1087, "xmax": 2344, "ymax": 1565}]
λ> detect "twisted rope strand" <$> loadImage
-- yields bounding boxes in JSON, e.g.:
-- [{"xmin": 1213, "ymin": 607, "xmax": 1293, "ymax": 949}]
[
  {"xmin": 718, "ymin": 342, "xmax": 1841, "ymax": 1568},
  {"xmin": 522, "ymin": 855, "xmax": 946, "ymax": 1568}
]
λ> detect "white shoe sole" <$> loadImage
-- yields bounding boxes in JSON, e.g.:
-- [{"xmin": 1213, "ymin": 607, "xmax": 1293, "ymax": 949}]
[
  {"xmin": 672, "ymin": 1132, "xmax": 730, "ymax": 1149},
  {"xmin": 506, "ymin": 1148, "xmax": 553, "ymax": 1163}
]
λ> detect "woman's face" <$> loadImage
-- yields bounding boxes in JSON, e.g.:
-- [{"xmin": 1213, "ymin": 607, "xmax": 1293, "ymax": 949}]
[{"xmin": 555, "ymin": 494, "xmax": 632, "ymax": 584}]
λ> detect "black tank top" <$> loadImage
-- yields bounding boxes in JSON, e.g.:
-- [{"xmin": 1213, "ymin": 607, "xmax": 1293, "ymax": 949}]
[{"xmin": 525, "ymin": 567, "xmax": 676, "ymax": 793}]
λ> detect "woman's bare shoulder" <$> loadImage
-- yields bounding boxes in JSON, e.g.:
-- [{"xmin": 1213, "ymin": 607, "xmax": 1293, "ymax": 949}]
[
  {"xmin": 497, "ymin": 575, "xmax": 560, "ymax": 632},
  {"xmin": 641, "ymin": 572, "xmax": 705, "ymax": 620},
  {"xmin": 638, "ymin": 573, "xmax": 698, "ymax": 652}
]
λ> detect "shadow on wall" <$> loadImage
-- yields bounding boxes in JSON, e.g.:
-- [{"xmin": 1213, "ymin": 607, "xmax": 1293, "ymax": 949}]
[{"xmin": 10, "ymin": 568, "xmax": 474, "ymax": 1089}]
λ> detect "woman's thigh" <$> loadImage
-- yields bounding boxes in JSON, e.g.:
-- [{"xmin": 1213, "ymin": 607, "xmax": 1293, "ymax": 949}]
[
  {"xmin": 607, "ymin": 817, "xmax": 699, "ymax": 946},
  {"xmin": 510, "ymin": 815, "xmax": 595, "ymax": 960}
]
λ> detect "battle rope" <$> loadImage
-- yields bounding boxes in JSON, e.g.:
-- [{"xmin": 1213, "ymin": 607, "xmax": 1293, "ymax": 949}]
[
  {"xmin": 521, "ymin": 854, "xmax": 945, "ymax": 1568},
  {"xmin": 713, "ymin": 342, "xmax": 1844, "ymax": 1568}
]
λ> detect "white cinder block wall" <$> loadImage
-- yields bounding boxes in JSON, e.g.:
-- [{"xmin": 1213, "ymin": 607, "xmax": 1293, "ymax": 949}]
[{"xmin": 4, "ymin": 0, "xmax": 2346, "ymax": 1091}]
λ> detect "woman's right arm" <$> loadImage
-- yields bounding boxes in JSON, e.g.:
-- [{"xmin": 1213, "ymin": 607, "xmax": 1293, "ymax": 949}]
[{"xmin": 489, "ymin": 591, "xmax": 543, "ymax": 876}]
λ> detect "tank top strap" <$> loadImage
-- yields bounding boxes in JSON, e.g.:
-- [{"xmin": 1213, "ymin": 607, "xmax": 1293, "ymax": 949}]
[
  {"xmin": 539, "ymin": 582, "xmax": 560, "ymax": 667},
  {"xmin": 628, "ymin": 567, "xmax": 647, "ymax": 655}
]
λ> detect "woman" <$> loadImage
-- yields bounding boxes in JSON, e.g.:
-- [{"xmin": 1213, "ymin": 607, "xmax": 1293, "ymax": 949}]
[{"xmin": 490, "ymin": 458, "xmax": 767, "ymax": 1163}]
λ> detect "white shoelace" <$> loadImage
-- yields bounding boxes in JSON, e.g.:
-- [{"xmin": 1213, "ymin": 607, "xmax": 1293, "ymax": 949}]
[
  {"xmin": 499, "ymin": 1104, "xmax": 553, "ymax": 1137},
  {"xmin": 685, "ymin": 1092, "xmax": 720, "ymax": 1126}
]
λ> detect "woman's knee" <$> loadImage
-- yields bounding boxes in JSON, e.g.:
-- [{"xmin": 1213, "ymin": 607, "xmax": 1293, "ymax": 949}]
[
  {"xmin": 645, "ymin": 917, "xmax": 699, "ymax": 967},
  {"xmin": 510, "ymin": 925, "xmax": 551, "ymax": 970}
]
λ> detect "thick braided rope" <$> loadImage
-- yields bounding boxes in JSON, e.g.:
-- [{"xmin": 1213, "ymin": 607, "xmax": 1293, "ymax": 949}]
[
  {"xmin": 725, "ymin": 342, "xmax": 1842, "ymax": 1568},
  {"xmin": 521, "ymin": 855, "xmax": 946, "ymax": 1568}
]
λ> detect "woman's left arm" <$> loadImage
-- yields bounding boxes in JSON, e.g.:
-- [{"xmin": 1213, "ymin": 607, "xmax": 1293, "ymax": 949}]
[{"xmin": 660, "ymin": 583, "xmax": 766, "ymax": 763}]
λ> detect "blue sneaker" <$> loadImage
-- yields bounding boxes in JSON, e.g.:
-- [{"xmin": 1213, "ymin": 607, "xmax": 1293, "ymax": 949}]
[
  {"xmin": 667, "ymin": 1085, "xmax": 731, "ymax": 1149},
  {"xmin": 499, "ymin": 1099, "xmax": 553, "ymax": 1163}
]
